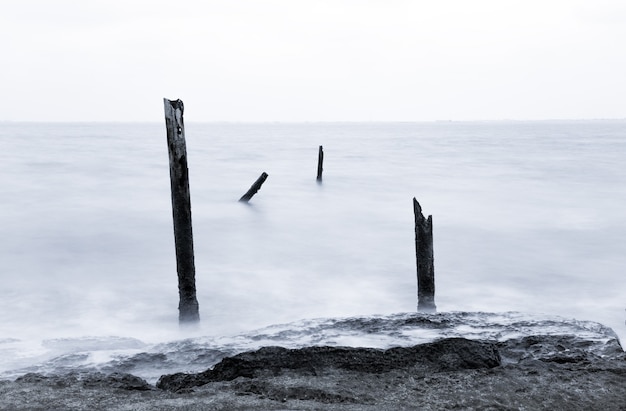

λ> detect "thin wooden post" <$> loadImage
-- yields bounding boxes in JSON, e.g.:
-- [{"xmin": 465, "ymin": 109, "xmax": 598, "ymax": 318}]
[
  {"xmin": 414, "ymin": 197, "xmax": 436, "ymax": 313},
  {"xmin": 316, "ymin": 145, "xmax": 324, "ymax": 182},
  {"xmin": 164, "ymin": 98, "xmax": 199, "ymax": 324},
  {"xmin": 239, "ymin": 172, "xmax": 268, "ymax": 202}
]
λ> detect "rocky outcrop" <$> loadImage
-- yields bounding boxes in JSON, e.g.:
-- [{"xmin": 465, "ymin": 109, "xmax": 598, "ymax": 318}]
[
  {"xmin": 157, "ymin": 338, "xmax": 501, "ymax": 391},
  {"xmin": 498, "ymin": 334, "xmax": 625, "ymax": 364},
  {"xmin": 3, "ymin": 315, "xmax": 625, "ymax": 410},
  {"xmin": 15, "ymin": 371, "xmax": 153, "ymax": 391}
]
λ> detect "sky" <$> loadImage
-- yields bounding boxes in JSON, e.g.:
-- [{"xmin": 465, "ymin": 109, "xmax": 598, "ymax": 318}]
[{"xmin": 1, "ymin": 0, "xmax": 625, "ymax": 122}]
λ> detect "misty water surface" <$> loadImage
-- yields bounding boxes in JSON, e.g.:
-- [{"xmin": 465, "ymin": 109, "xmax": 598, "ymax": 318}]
[{"xmin": 0, "ymin": 121, "xmax": 624, "ymax": 348}]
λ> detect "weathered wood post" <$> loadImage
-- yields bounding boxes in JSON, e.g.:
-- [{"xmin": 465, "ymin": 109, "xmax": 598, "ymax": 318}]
[
  {"xmin": 414, "ymin": 197, "xmax": 436, "ymax": 313},
  {"xmin": 239, "ymin": 172, "xmax": 269, "ymax": 202},
  {"xmin": 164, "ymin": 98, "xmax": 200, "ymax": 324},
  {"xmin": 316, "ymin": 145, "xmax": 324, "ymax": 182}
]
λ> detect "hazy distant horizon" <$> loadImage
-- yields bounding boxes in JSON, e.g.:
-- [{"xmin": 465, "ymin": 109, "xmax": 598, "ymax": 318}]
[
  {"xmin": 2, "ymin": 117, "xmax": 626, "ymax": 124},
  {"xmin": 2, "ymin": 1, "xmax": 625, "ymax": 122}
]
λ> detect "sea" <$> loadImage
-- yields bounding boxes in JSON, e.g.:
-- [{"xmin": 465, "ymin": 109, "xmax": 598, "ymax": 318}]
[{"xmin": 0, "ymin": 120, "xmax": 624, "ymax": 383}]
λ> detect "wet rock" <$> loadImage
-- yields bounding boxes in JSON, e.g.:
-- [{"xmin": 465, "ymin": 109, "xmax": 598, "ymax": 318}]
[
  {"xmin": 157, "ymin": 338, "xmax": 501, "ymax": 391},
  {"xmin": 3, "ymin": 314, "xmax": 626, "ymax": 410},
  {"xmin": 498, "ymin": 334, "xmax": 626, "ymax": 365},
  {"xmin": 15, "ymin": 373, "xmax": 53, "ymax": 384},
  {"xmin": 233, "ymin": 380, "xmax": 368, "ymax": 404},
  {"xmin": 16, "ymin": 371, "xmax": 153, "ymax": 391},
  {"xmin": 81, "ymin": 372, "xmax": 153, "ymax": 391},
  {"xmin": 15, "ymin": 372, "xmax": 78, "ymax": 388}
]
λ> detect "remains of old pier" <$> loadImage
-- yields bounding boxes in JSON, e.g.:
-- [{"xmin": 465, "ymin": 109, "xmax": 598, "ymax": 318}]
[
  {"xmin": 239, "ymin": 172, "xmax": 269, "ymax": 202},
  {"xmin": 413, "ymin": 197, "xmax": 436, "ymax": 313},
  {"xmin": 163, "ymin": 98, "xmax": 200, "ymax": 323},
  {"xmin": 317, "ymin": 145, "xmax": 324, "ymax": 182}
]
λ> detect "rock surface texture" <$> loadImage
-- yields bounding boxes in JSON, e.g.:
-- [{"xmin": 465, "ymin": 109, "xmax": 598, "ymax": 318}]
[
  {"xmin": 1, "ymin": 316, "xmax": 625, "ymax": 410},
  {"xmin": 156, "ymin": 338, "xmax": 501, "ymax": 391}
]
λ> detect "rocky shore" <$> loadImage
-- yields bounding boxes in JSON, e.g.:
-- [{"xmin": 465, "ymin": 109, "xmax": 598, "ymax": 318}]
[
  {"xmin": 1, "ymin": 313, "xmax": 625, "ymax": 410},
  {"xmin": 1, "ymin": 333, "xmax": 624, "ymax": 410}
]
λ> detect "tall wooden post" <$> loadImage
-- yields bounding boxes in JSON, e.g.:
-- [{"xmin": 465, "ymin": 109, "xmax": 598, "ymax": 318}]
[
  {"xmin": 316, "ymin": 145, "xmax": 324, "ymax": 182},
  {"xmin": 414, "ymin": 197, "xmax": 436, "ymax": 313},
  {"xmin": 164, "ymin": 98, "xmax": 199, "ymax": 323}
]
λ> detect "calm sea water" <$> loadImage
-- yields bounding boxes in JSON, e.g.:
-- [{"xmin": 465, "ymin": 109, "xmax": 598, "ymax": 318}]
[{"xmin": 0, "ymin": 121, "xmax": 624, "ymax": 376}]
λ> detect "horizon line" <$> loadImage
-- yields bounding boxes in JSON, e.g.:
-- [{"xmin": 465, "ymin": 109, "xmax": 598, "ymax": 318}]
[{"xmin": 2, "ymin": 117, "xmax": 625, "ymax": 124}]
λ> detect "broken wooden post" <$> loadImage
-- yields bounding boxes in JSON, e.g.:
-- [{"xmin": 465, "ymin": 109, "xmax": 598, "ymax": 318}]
[
  {"xmin": 413, "ymin": 197, "xmax": 436, "ymax": 313},
  {"xmin": 163, "ymin": 98, "xmax": 200, "ymax": 324},
  {"xmin": 316, "ymin": 145, "xmax": 324, "ymax": 182},
  {"xmin": 239, "ymin": 172, "xmax": 268, "ymax": 202}
]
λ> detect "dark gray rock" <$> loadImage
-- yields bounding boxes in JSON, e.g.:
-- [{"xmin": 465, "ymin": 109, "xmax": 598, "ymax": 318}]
[
  {"xmin": 157, "ymin": 337, "xmax": 501, "ymax": 391},
  {"xmin": 498, "ymin": 334, "xmax": 626, "ymax": 365},
  {"xmin": 15, "ymin": 371, "xmax": 153, "ymax": 391},
  {"xmin": 81, "ymin": 372, "xmax": 154, "ymax": 391},
  {"xmin": 3, "ymin": 315, "xmax": 626, "ymax": 410},
  {"xmin": 232, "ymin": 379, "xmax": 369, "ymax": 404}
]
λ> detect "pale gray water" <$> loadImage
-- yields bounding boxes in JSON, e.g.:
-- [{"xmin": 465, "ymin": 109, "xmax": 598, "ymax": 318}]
[{"xmin": 0, "ymin": 121, "xmax": 625, "ymax": 378}]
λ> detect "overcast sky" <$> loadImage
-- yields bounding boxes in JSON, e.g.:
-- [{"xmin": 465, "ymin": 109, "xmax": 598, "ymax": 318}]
[{"xmin": 1, "ymin": 0, "xmax": 625, "ymax": 122}]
